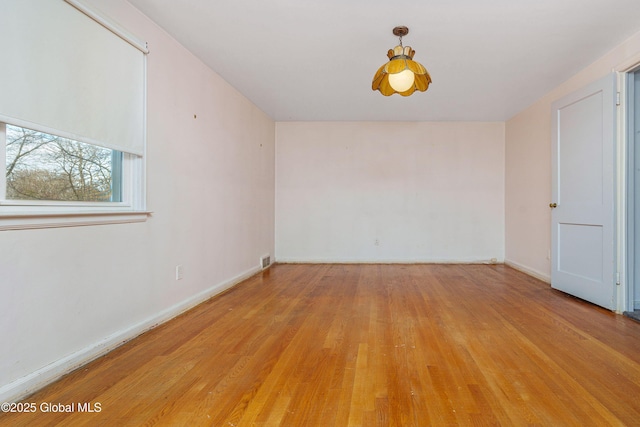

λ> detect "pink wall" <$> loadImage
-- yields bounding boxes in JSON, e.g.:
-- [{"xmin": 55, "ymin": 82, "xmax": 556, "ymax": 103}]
[{"xmin": 276, "ymin": 122, "xmax": 505, "ymax": 263}]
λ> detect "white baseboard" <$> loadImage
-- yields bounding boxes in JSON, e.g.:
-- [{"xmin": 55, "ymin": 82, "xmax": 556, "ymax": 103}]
[
  {"xmin": 276, "ymin": 257, "xmax": 504, "ymax": 264},
  {"xmin": 504, "ymin": 259, "xmax": 551, "ymax": 283},
  {"xmin": 0, "ymin": 265, "xmax": 261, "ymax": 403}
]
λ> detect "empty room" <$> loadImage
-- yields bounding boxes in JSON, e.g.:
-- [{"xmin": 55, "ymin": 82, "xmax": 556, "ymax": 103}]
[{"xmin": 2, "ymin": 0, "xmax": 640, "ymax": 425}]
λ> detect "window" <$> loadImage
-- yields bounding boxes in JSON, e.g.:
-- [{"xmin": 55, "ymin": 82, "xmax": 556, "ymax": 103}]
[
  {"xmin": 4, "ymin": 124, "xmax": 123, "ymax": 203},
  {"xmin": 0, "ymin": 0, "xmax": 149, "ymax": 230},
  {"xmin": 0, "ymin": 121, "xmax": 146, "ymax": 230}
]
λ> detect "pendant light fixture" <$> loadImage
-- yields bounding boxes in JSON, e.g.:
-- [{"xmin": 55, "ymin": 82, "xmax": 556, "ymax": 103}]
[{"xmin": 372, "ymin": 26, "xmax": 432, "ymax": 96}]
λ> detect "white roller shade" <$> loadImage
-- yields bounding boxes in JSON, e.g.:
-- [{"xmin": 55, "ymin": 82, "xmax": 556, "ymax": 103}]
[{"xmin": 0, "ymin": 0, "xmax": 146, "ymax": 156}]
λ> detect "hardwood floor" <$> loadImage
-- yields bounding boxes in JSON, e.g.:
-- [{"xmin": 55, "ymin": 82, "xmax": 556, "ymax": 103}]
[{"xmin": 2, "ymin": 264, "xmax": 640, "ymax": 426}]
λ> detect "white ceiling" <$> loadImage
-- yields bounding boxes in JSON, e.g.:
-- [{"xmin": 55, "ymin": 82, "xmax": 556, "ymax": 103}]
[{"xmin": 127, "ymin": 0, "xmax": 640, "ymax": 122}]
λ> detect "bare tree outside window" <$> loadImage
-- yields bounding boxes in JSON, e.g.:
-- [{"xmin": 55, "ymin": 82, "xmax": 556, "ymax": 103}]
[{"xmin": 5, "ymin": 125, "xmax": 121, "ymax": 202}]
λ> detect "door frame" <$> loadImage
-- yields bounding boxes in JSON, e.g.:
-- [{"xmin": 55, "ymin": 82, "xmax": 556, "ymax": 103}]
[
  {"xmin": 618, "ymin": 61, "xmax": 640, "ymax": 312},
  {"xmin": 624, "ymin": 69, "xmax": 637, "ymax": 312},
  {"xmin": 615, "ymin": 54, "xmax": 640, "ymax": 313}
]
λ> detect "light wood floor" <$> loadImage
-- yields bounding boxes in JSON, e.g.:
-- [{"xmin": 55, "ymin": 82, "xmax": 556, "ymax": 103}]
[{"xmin": 2, "ymin": 264, "xmax": 640, "ymax": 426}]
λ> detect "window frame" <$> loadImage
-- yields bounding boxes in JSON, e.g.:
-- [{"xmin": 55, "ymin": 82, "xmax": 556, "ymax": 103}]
[{"xmin": 0, "ymin": 121, "xmax": 149, "ymax": 231}]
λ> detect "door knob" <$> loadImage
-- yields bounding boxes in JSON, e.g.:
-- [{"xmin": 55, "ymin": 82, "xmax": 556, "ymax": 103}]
[{"xmin": 549, "ymin": 203, "xmax": 557, "ymax": 208}]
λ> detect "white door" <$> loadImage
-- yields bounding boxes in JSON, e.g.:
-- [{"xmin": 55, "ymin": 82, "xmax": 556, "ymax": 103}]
[{"xmin": 551, "ymin": 74, "xmax": 616, "ymax": 310}]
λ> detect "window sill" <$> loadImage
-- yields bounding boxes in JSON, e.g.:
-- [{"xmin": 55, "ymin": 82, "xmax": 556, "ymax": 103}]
[{"xmin": 0, "ymin": 210, "xmax": 152, "ymax": 231}]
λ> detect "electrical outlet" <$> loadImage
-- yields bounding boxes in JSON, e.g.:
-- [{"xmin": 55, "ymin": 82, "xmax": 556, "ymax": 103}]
[{"xmin": 176, "ymin": 265, "xmax": 184, "ymax": 280}]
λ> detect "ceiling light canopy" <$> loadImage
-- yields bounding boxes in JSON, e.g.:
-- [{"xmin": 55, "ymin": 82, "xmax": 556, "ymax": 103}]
[{"xmin": 372, "ymin": 26, "xmax": 431, "ymax": 97}]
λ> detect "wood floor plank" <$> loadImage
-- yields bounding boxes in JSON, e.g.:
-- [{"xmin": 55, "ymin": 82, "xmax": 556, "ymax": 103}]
[{"xmin": 3, "ymin": 264, "xmax": 640, "ymax": 426}]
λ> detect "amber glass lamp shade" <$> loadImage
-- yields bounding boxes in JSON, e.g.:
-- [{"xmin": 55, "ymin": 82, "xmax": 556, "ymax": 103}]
[{"xmin": 372, "ymin": 45, "xmax": 431, "ymax": 96}]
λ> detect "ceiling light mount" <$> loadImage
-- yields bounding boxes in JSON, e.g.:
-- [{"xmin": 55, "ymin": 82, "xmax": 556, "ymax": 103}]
[
  {"xmin": 372, "ymin": 26, "xmax": 431, "ymax": 97},
  {"xmin": 392, "ymin": 26, "xmax": 409, "ymax": 38}
]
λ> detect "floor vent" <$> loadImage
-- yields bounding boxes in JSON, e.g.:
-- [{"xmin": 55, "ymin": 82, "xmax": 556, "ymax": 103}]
[{"xmin": 261, "ymin": 255, "xmax": 271, "ymax": 269}]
